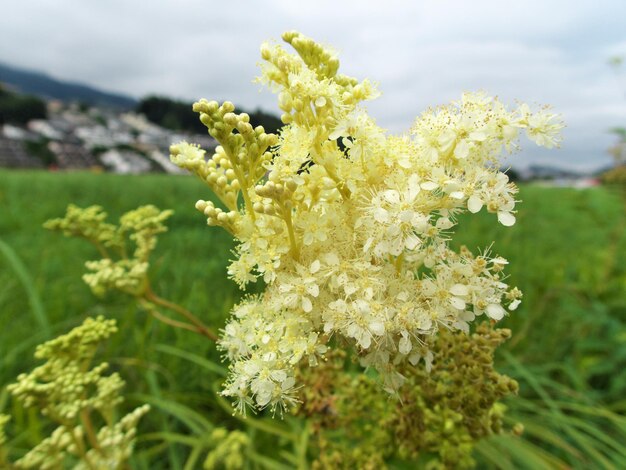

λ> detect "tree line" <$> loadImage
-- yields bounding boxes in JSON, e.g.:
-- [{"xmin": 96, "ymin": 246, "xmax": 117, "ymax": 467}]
[
  {"xmin": 137, "ymin": 96, "xmax": 283, "ymax": 135},
  {"xmin": 0, "ymin": 85, "xmax": 47, "ymax": 125}
]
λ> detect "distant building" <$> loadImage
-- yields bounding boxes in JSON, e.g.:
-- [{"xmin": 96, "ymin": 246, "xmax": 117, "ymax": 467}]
[
  {"xmin": 148, "ymin": 149, "xmax": 186, "ymax": 174},
  {"xmin": 0, "ymin": 136, "xmax": 43, "ymax": 168},
  {"xmin": 2, "ymin": 124, "xmax": 36, "ymax": 141},
  {"xmin": 1, "ymin": 96, "xmax": 219, "ymax": 173},
  {"xmin": 48, "ymin": 141, "xmax": 100, "ymax": 170},
  {"xmin": 100, "ymin": 149, "xmax": 152, "ymax": 174},
  {"xmin": 28, "ymin": 120, "xmax": 63, "ymax": 140}
]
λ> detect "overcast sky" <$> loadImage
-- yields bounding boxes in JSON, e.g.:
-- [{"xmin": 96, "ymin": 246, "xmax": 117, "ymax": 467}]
[{"xmin": 2, "ymin": 0, "xmax": 626, "ymax": 171}]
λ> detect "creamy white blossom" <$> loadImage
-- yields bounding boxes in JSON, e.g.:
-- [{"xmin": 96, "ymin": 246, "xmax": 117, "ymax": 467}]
[{"xmin": 171, "ymin": 31, "xmax": 563, "ymax": 414}]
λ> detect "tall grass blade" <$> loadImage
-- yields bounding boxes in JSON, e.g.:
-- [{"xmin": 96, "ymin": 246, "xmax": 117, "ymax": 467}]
[
  {"xmin": 131, "ymin": 393, "xmax": 214, "ymax": 435},
  {"xmin": 143, "ymin": 370, "xmax": 183, "ymax": 469},
  {"xmin": 0, "ymin": 238, "xmax": 50, "ymax": 336},
  {"xmin": 154, "ymin": 343, "xmax": 227, "ymax": 377}
]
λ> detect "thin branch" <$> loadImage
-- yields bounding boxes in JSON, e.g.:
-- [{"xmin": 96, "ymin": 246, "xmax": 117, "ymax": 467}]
[
  {"xmin": 80, "ymin": 409, "xmax": 102, "ymax": 454},
  {"xmin": 147, "ymin": 308, "xmax": 201, "ymax": 333},
  {"xmin": 143, "ymin": 287, "xmax": 218, "ymax": 341}
]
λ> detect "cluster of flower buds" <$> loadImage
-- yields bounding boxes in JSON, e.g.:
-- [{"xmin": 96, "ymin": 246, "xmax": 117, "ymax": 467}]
[
  {"xmin": 46, "ymin": 204, "xmax": 172, "ymax": 297},
  {"xmin": 171, "ymin": 100, "xmax": 277, "ymax": 230},
  {"xmin": 5, "ymin": 317, "xmax": 149, "ymax": 469},
  {"xmin": 171, "ymin": 31, "xmax": 563, "ymax": 414},
  {"xmin": 43, "ymin": 204, "xmax": 123, "ymax": 252},
  {"xmin": 261, "ymin": 31, "xmax": 378, "ymax": 130}
]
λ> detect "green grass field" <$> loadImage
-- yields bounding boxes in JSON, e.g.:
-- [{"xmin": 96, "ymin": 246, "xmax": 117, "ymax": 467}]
[{"xmin": 1, "ymin": 170, "xmax": 625, "ymax": 468}]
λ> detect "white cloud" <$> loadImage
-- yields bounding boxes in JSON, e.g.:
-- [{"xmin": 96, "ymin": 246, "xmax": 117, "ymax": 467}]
[{"xmin": 1, "ymin": 0, "xmax": 625, "ymax": 170}]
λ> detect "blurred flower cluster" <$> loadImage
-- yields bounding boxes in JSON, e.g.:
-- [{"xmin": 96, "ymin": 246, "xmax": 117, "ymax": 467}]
[
  {"xmin": 44, "ymin": 204, "xmax": 172, "ymax": 297},
  {"xmin": 299, "ymin": 322, "xmax": 519, "ymax": 469},
  {"xmin": 1, "ymin": 317, "xmax": 148, "ymax": 469}
]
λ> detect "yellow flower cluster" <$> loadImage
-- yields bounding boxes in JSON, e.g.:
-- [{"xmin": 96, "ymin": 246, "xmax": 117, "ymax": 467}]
[
  {"xmin": 203, "ymin": 428, "xmax": 249, "ymax": 470},
  {"xmin": 45, "ymin": 204, "xmax": 173, "ymax": 297},
  {"xmin": 5, "ymin": 317, "xmax": 149, "ymax": 469},
  {"xmin": 171, "ymin": 31, "xmax": 563, "ymax": 414},
  {"xmin": 43, "ymin": 204, "xmax": 123, "ymax": 252},
  {"xmin": 9, "ymin": 316, "xmax": 122, "ymax": 420}
]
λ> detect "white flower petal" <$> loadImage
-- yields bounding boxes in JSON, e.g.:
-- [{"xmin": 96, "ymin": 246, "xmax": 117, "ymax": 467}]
[
  {"xmin": 359, "ymin": 332, "xmax": 372, "ymax": 349},
  {"xmin": 271, "ymin": 370, "xmax": 287, "ymax": 382},
  {"xmin": 468, "ymin": 196, "xmax": 483, "ymax": 213},
  {"xmin": 421, "ymin": 181, "xmax": 439, "ymax": 191},
  {"xmin": 314, "ymin": 96, "xmax": 327, "ymax": 107},
  {"xmin": 450, "ymin": 284, "xmax": 469, "ymax": 297},
  {"xmin": 369, "ymin": 321, "xmax": 385, "ymax": 336},
  {"xmin": 399, "ymin": 335, "xmax": 412, "ymax": 355},
  {"xmin": 374, "ymin": 208, "xmax": 390, "ymax": 223},
  {"xmin": 329, "ymin": 126, "xmax": 346, "ymax": 140},
  {"xmin": 436, "ymin": 217, "xmax": 454, "ymax": 230},
  {"xmin": 497, "ymin": 211, "xmax": 516, "ymax": 226},
  {"xmin": 454, "ymin": 139, "xmax": 470, "ymax": 159},
  {"xmin": 405, "ymin": 233, "xmax": 421, "ymax": 250},
  {"xmin": 306, "ymin": 284, "xmax": 320, "ymax": 297},
  {"xmin": 469, "ymin": 131, "xmax": 487, "ymax": 141},
  {"xmin": 310, "ymin": 259, "xmax": 321, "ymax": 273},
  {"xmin": 407, "ymin": 174, "xmax": 421, "ymax": 200},
  {"xmin": 344, "ymin": 284, "xmax": 358, "ymax": 296},
  {"xmin": 420, "ymin": 181, "xmax": 439, "ymax": 191},
  {"xmin": 450, "ymin": 296, "xmax": 466, "ymax": 310},
  {"xmin": 383, "ymin": 190, "xmax": 400, "ymax": 204},
  {"xmin": 255, "ymin": 392, "xmax": 272, "ymax": 407},
  {"xmin": 282, "ymin": 377, "xmax": 296, "ymax": 390},
  {"xmin": 283, "ymin": 293, "xmax": 298, "ymax": 307},
  {"xmin": 408, "ymin": 352, "xmax": 421, "ymax": 366},
  {"xmin": 486, "ymin": 303, "xmax": 506, "ymax": 320}
]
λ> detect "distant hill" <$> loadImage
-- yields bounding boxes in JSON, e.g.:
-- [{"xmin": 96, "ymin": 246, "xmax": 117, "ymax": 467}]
[
  {"xmin": 525, "ymin": 164, "xmax": 585, "ymax": 179},
  {"xmin": 0, "ymin": 62, "xmax": 136, "ymax": 110}
]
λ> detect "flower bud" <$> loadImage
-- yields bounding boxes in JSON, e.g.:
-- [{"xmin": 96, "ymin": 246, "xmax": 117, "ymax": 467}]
[
  {"xmin": 260, "ymin": 43, "xmax": 271, "ymax": 60},
  {"xmin": 223, "ymin": 113, "xmax": 237, "ymax": 127}
]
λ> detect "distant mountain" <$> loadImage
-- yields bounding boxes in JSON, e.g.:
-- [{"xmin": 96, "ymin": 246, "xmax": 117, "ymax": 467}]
[
  {"xmin": 524, "ymin": 164, "xmax": 585, "ymax": 180},
  {"xmin": 0, "ymin": 62, "xmax": 136, "ymax": 110}
]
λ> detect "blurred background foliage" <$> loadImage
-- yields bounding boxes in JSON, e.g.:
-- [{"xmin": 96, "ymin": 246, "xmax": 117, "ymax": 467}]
[{"xmin": 0, "ymin": 170, "xmax": 625, "ymax": 468}]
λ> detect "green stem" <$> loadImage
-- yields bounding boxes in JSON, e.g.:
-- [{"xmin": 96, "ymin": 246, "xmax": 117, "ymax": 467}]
[
  {"xmin": 394, "ymin": 253, "xmax": 405, "ymax": 274},
  {"xmin": 83, "ymin": 236, "xmax": 109, "ymax": 259},
  {"xmin": 281, "ymin": 205, "xmax": 300, "ymax": 261},
  {"xmin": 222, "ymin": 143, "xmax": 256, "ymax": 220},
  {"xmin": 296, "ymin": 422, "xmax": 310, "ymax": 470},
  {"xmin": 80, "ymin": 409, "xmax": 102, "ymax": 454},
  {"xmin": 214, "ymin": 391, "xmax": 296, "ymax": 441},
  {"xmin": 143, "ymin": 287, "xmax": 218, "ymax": 341},
  {"xmin": 94, "ymin": 242, "xmax": 109, "ymax": 259},
  {"xmin": 148, "ymin": 308, "xmax": 202, "ymax": 334},
  {"xmin": 313, "ymin": 140, "xmax": 350, "ymax": 200},
  {"xmin": 68, "ymin": 426, "xmax": 97, "ymax": 470}
]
